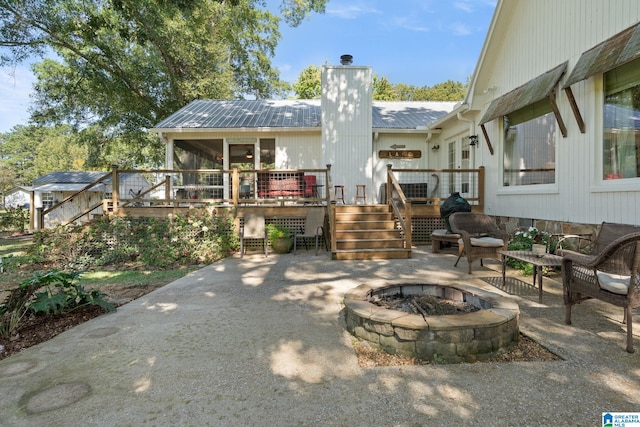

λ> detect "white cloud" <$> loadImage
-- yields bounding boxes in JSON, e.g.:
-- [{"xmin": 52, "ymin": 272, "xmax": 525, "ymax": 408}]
[
  {"xmin": 453, "ymin": 1, "xmax": 474, "ymax": 13},
  {"xmin": 454, "ymin": 0, "xmax": 497, "ymax": 13},
  {"xmin": 326, "ymin": 2, "xmax": 379, "ymax": 19},
  {"xmin": 392, "ymin": 16, "xmax": 430, "ymax": 32},
  {"xmin": 450, "ymin": 22, "xmax": 472, "ymax": 36}
]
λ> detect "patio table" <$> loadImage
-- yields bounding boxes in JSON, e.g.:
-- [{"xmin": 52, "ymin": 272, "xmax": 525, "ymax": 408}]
[{"xmin": 498, "ymin": 250, "xmax": 563, "ymax": 303}]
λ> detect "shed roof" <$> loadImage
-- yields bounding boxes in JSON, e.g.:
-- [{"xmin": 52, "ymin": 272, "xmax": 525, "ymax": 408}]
[
  {"xmin": 479, "ymin": 62, "xmax": 567, "ymax": 125},
  {"xmin": 152, "ymin": 99, "xmax": 458, "ymax": 131},
  {"xmin": 33, "ymin": 171, "xmax": 112, "ymax": 185}
]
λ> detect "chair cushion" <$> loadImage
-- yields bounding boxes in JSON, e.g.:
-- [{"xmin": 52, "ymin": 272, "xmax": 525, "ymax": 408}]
[
  {"xmin": 597, "ymin": 271, "xmax": 630, "ymax": 295},
  {"xmin": 432, "ymin": 229, "xmax": 460, "ymax": 238},
  {"xmin": 458, "ymin": 236, "xmax": 504, "ymax": 247}
]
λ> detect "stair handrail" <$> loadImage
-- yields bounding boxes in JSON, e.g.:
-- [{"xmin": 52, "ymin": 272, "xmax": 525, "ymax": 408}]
[
  {"xmin": 386, "ymin": 164, "xmax": 412, "ymax": 252},
  {"xmin": 63, "ymin": 200, "xmax": 105, "ymax": 225},
  {"xmin": 38, "ymin": 171, "xmax": 112, "ymax": 230}
]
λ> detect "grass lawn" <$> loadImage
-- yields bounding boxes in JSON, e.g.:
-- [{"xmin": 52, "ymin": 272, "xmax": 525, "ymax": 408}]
[{"xmin": 0, "ymin": 235, "xmax": 198, "ymax": 295}]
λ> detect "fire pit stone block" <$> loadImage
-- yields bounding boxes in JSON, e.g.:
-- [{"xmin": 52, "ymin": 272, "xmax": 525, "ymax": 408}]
[{"xmin": 344, "ymin": 282, "xmax": 520, "ymax": 363}]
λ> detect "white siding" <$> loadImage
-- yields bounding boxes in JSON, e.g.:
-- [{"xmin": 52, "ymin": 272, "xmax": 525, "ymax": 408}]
[
  {"xmin": 372, "ymin": 133, "xmax": 432, "ymax": 203},
  {"xmin": 322, "ymin": 65, "xmax": 373, "ymax": 204},
  {"xmin": 465, "ymin": 0, "xmax": 640, "ymax": 225},
  {"xmin": 163, "ymin": 131, "xmax": 321, "ymax": 170},
  {"xmin": 271, "ymin": 132, "xmax": 322, "ymax": 169}
]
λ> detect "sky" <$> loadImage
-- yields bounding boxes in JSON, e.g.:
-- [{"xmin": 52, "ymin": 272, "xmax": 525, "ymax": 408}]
[
  {"xmin": 273, "ymin": 0, "xmax": 497, "ymax": 87},
  {"xmin": 0, "ymin": 0, "xmax": 496, "ymax": 134}
]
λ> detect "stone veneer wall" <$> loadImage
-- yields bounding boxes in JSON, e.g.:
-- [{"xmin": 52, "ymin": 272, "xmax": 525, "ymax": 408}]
[
  {"xmin": 344, "ymin": 283, "xmax": 520, "ymax": 364},
  {"xmin": 494, "ymin": 217, "xmax": 599, "ymax": 240}
]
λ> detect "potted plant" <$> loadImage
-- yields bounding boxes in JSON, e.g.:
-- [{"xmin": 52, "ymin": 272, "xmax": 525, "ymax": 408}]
[{"xmin": 267, "ymin": 223, "xmax": 293, "ymax": 254}]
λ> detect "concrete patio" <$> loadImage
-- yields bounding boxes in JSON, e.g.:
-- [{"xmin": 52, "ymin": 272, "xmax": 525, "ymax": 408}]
[{"xmin": 0, "ymin": 246, "xmax": 638, "ymax": 426}]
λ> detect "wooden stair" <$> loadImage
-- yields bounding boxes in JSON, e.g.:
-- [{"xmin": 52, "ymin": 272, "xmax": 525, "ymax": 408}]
[{"xmin": 332, "ymin": 205, "xmax": 411, "ymax": 260}]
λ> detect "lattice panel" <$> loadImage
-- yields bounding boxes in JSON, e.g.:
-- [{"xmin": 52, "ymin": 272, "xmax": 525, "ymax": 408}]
[
  {"xmin": 412, "ymin": 216, "xmax": 447, "ymax": 244},
  {"xmin": 240, "ymin": 217, "xmax": 306, "ymax": 249}
]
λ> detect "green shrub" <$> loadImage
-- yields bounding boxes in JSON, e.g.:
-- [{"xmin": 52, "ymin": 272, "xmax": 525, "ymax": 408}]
[
  {"xmin": 29, "ymin": 208, "xmax": 239, "ymax": 269},
  {"xmin": 507, "ymin": 227, "xmax": 551, "ymax": 275},
  {"xmin": 0, "ymin": 208, "xmax": 29, "ymax": 232},
  {"xmin": 0, "ymin": 270, "xmax": 115, "ymax": 338},
  {"xmin": 266, "ymin": 223, "xmax": 292, "ymax": 245}
]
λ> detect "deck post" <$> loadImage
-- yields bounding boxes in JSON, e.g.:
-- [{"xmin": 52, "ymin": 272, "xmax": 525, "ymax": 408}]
[
  {"xmin": 232, "ymin": 168, "xmax": 239, "ymax": 207},
  {"xmin": 164, "ymin": 175, "xmax": 171, "ymax": 204},
  {"xmin": 330, "ymin": 200, "xmax": 337, "ymax": 254},
  {"xmin": 478, "ymin": 166, "xmax": 485, "ymax": 212},
  {"xmin": 325, "ymin": 164, "xmax": 332, "ymax": 205},
  {"xmin": 111, "ymin": 165, "xmax": 120, "ymax": 215},
  {"xmin": 386, "ymin": 164, "xmax": 393, "ymax": 206}
]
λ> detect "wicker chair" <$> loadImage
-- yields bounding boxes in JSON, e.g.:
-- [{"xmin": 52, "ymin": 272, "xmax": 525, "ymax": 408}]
[
  {"xmin": 562, "ymin": 222, "xmax": 640, "ymax": 353},
  {"xmin": 449, "ymin": 212, "xmax": 509, "ymax": 274}
]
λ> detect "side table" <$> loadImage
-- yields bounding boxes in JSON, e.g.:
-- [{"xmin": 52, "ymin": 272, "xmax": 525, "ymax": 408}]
[{"xmin": 498, "ymin": 250, "xmax": 563, "ymax": 303}]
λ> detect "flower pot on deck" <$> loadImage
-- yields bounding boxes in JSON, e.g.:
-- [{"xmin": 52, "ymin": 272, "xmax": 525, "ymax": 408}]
[{"xmin": 272, "ymin": 237, "xmax": 293, "ymax": 254}]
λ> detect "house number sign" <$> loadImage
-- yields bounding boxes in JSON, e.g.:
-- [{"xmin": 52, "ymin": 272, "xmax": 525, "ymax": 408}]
[{"xmin": 378, "ymin": 150, "xmax": 422, "ymax": 159}]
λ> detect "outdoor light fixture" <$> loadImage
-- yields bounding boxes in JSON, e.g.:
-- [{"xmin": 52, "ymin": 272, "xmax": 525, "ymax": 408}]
[
  {"xmin": 246, "ymin": 150, "xmax": 254, "ymax": 159},
  {"xmin": 469, "ymin": 135, "xmax": 479, "ymax": 147},
  {"xmin": 431, "ymin": 145, "xmax": 440, "ymax": 151}
]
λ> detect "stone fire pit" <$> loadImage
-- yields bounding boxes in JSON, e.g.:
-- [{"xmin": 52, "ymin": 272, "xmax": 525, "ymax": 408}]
[{"xmin": 344, "ymin": 282, "xmax": 520, "ymax": 363}]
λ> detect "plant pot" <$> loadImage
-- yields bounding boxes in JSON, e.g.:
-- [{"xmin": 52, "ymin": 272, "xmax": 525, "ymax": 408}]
[
  {"xmin": 272, "ymin": 237, "xmax": 293, "ymax": 254},
  {"xmin": 532, "ymin": 244, "xmax": 546, "ymax": 257}
]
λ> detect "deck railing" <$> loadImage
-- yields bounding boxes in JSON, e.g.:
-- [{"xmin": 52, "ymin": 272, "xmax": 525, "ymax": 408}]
[
  {"xmin": 36, "ymin": 165, "xmax": 485, "ymax": 247},
  {"xmin": 37, "ymin": 166, "xmax": 332, "ymax": 229},
  {"xmin": 384, "ymin": 165, "xmax": 485, "ymax": 246}
]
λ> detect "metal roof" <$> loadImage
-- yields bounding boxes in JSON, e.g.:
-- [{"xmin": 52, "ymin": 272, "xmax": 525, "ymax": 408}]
[
  {"xmin": 153, "ymin": 99, "xmax": 458, "ymax": 131},
  {"xmin": 33, "ymin": 171, "xmax": 112, "ymax": 185},
  {"xmin": 34, "ymin": 183, "xmax": 106, "ymax": 192},
  {"xmin": 479, "ymin": 62, "xmax": 567, "ymax": 125},
  {"xmin": 372, "ymin": 101, "xmax": 458, "ymax": 129},
  {"xmin": 564, "ymin": 21, "xmax": 640, "ymax": 89}
]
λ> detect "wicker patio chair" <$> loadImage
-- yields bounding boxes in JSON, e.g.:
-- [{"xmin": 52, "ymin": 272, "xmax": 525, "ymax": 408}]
[
  {"xmin": 562, "ymin": 222, "xmax": 640, "ymax": 353},
  {"xmin": 449, "ymin": 212, "xmax": 509, "ymax": 274}
]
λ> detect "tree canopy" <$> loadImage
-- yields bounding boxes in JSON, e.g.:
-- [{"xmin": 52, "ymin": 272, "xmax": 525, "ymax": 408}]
[
  {"xmin": 292, "ymin": 64, "xmax": 467, "ymax": 102},
  {"xmin": 0, "ymin": 0, "xmax": 327, "ymax": 168},
  {"xmin": 0, "ymin": 125, "xmax": 87, "ymax": 195}
]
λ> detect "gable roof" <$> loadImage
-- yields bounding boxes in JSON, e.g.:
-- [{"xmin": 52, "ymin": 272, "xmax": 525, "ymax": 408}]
[
  {"xmin": 33, "ymin": 171, "xmax": 112, "ymax": 185},
  {"xmin": 152, "ymin": 99, "xmax": 458, "ymax": 132},
  {"xmin": 33, "ymin": 171, "xmax": 146, "ymax": 192}
]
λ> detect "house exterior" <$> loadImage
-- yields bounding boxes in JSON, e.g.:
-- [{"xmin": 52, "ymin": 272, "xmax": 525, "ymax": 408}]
[
  {"xmin": 429, "ymin": 0, "xmax": 640, "ymax": 233},
  {"xmin": 3, "ymin": 186, "xmax": 31, "ymax": 209},
  {"xmin": 152, "ymin": 0, "xmax": 640, "ymax": 235},
  {"xmin": 152, "ymin": 64, "xmax": 458, "ymax": 205}
]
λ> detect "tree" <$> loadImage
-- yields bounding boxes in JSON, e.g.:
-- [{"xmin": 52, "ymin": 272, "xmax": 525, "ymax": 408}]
[
  {"xmin": 419, "ymin": 80, "xmax": 467, "ymax": 101},
  {"xmin": 291, "ymin": 64, "xmax": 467, "ymax": 102},
  {"xmin": 0, "ymin": 0, "xmax": 327, "ymax": 165},
  {"xmin": 292, "ymin": 64, "xmax": 321, "ymax": 99},
  {"xmin": 0, "ymin": 125, "xmax": 88, "ymax": 185},
  {"xmin": 372, "ymin": 74, "xmax": 397, "ymax": 101}
]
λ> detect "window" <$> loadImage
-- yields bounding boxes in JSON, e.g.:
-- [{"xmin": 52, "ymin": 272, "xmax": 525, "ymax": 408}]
[
  {"xmin": 603, "ymin": 58, "xmax": 640, "ymax": 180},
  {"xmin": 503, "ymin": 102, "xmax": 556, "ymax": 186},
  {"xmin": 447, "ymin": 136, "xmax": 471, "ymax": 194},
  {"xmin": 447, "ymin": 141, "xmax": 456, "ymax": 194},
  {"xmin": 259, "ymin": 139, "xmax": 275, "ymax": 169},
  {"xmin": 41, "ymin": 192, "xmax": 54, "ymax": 209},
  {"xmin": 460, "ymin": 136, "xmax": 470, "ymax": 194}
]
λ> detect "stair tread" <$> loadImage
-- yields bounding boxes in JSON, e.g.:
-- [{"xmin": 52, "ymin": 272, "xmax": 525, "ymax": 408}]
[
  {"xmin": 333, "ymin": 248, "xmax": 408, "ymax": 253},
  {"xmin": 332, "ymin": 204, "xmax": 409, "ymax": 259}
]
